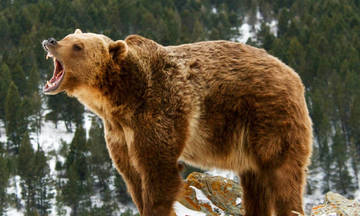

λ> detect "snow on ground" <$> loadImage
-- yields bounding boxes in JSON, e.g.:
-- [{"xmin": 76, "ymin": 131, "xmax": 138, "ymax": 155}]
[
  {"xmin": 237, "ymin": 9, "xmax": 278, "ymax": 43},
  {"xmin": 7, "ymin": 208, "xmax": 22, "ymax": 216},
  {"xmin": 84, "ymin": 110, "xmax": 94, "ymax": 139},
  {"xmin": 356, "ymin": 176, "xmax": 360, "ymax": 201},
  {"xmin": 236, "ymin": 197, "xmax": 242, "ymax": 206},
  {"xmin": 207, "ymin": 169, "xmax": 238, "ymax": 182},
  {"xmin": 191, "ymin": 186, "xmax": 225, "ymax": 216},
  {"xmin": 0, "ymin": 120, "xmax": 7, "ymax": 144},
  {"xmin": 7, "ymin": 176, "xmax": 23, "ymax": 216},
  {"xmin": 174, "ymin": 201, "xmax": 206, "ymax": 216},
  {"xmin": 356, "ymin": 190, "xmax": 360, "ymax": 202},
  {"xmin": 32, "ymin": 116, "xmax": 75, "ymax": 152},
  {"xmin": 238, "ymin": 22, "xmax": 255, "ymax": 43}
]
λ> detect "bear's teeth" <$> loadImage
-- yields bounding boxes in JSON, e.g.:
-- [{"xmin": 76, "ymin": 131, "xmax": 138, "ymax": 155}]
[
  {"xmin": 46, "ymin": 53, "xmax": 53, "ymax": 59},
  {"xmin": 47, "ymin": 81, "xmax": 54, "ymax": 87}
]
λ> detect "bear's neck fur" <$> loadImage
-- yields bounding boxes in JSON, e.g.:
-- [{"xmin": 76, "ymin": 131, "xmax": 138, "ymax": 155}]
[{"xmin": 77, "ymin": 44, "xmax": 164, "ymax": 125}]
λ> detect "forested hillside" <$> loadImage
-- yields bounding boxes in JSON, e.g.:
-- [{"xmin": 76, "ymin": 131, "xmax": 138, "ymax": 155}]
[{"xmin": 0, "ymin": 0, "xmax": 359, "ymax": 215}]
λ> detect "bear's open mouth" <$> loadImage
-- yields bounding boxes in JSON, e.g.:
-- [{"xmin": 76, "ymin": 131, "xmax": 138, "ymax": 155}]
[{"xmin": 43, "ymin": 53, "xmax": 65, "ymax": 93}]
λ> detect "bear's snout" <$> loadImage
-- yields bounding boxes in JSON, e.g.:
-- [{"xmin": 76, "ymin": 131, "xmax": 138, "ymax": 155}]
[{"xmin": 42, "ymin": 38, "xmax": 57, "ymax": 51}]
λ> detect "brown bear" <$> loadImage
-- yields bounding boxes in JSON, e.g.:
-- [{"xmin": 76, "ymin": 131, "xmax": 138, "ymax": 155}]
[{"xmin": 42, "ymin": 29, "xmax": 312, "ymax": 216}]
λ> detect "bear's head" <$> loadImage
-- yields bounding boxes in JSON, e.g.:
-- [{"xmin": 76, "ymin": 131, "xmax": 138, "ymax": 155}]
[{"xmin": 42, "ymin": 29, "xmax": 128, "ymax": 95}]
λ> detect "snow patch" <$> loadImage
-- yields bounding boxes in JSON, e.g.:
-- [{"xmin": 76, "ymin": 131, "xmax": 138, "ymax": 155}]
[
  {"xmin": 355, "ymin": 189, "xmax": 360, "ymax": 202},
  {"xmin": 238, "ymin": 23, "xmax": 255, "ymax": 43},
  {"xmin": 237, "ymin": 9, "xmax": 278, "ymax": 43},
  {"xmin": 7, "ymin": 208, "xmax": 23, "ymax": 216},
  {"xmin": 235, "ymin": 197, "xmax": 242, "ymax": 205},
  {"xmin": 191, "ymin": 186, "xmax": 225, "ymax": 216},
  {"xmin": 32, "ymin": 119, "xmax": 75, "ymax": 152},
  {"xmin": 206, "ymin": 169, "xmax": 238, "ymax": 182},
  {"xmin": 174, "ymin": 201, "xmax": 206, "ymax": 216},
  {"xmin": 0, "ymin": 120, "xmax": 7, "ymax": 144},
  {"xmin": 84, "ymin": 110, "xmax": 95, "ymax": 139}
]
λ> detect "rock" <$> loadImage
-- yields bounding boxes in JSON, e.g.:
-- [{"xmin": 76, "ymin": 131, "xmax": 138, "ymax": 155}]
[
  {"xmin": 177, "ymin": 173, "xmax": 360, "ymax": 216},
  {"xmin": 177, "ymin": 172, "xmax": 244, "ymax": 216},
  {"xmin": 311, "ymin": 192, "xmax": 360, "ymax": 216}
]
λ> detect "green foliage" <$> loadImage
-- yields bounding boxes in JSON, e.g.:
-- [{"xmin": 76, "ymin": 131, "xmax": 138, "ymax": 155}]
[
  {"xmin": 87, "ymin": 117, "xmax": 119, "ymax": 212},
  {"xmin": 4, "ymin": 82, "xmax": 26, "ymax": 154},
  {"xmin": 60, "ymin": 126, "xmax": 92, "ymax": 215},
  {"xmin": 120, "ymin": 209, "xmax": 139, "ymax": 216},
  {"xmin": 114, "ymin": 170, "xmax": 132, "ymax": 204},
  {"xmin": 0, "ymin": 63, "xmax": 11, "ymax": 120},
  {"xmin": 46, "ymin": 95, "xmax": 84, "ymax": 132},
  {"xmin": 18, "ymin": 132, "xmax": 54, "ymax": 216},
  {"xmin": 0, "ymin": 143, "xmax": 9, "ymax": 216},
  {"xmin": 0, "ymin": 0, "xmax": 360, "ymax": 213},
  {"xmin": 181, "ymin": 164, "xmax": 203, "ymax": 179}
]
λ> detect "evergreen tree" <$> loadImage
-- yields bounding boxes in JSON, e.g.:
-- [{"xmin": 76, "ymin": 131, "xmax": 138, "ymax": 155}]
[
  {"xmin": 331, "ymin": 128, "xmax": 355, "ymax": 195},
  {"xmin": 0, "ymin": 63, "xmax": 11, "ymax": 121},
  {"xmin": 46, "ymin": 95, "xmax": 84, "ymax": 132},
  {"xmin": 27, "ymin": 65, "xmax": 40, "ymax": 97},
  {"xmin": 60, "ymin": 126, "xmax": 92, "ymax": 216},
  {"xmin": 87, "ymin": 117, "xmax": 117, "ymax": 213},
  {"xmin": 0, "ymin": 142, "xmax": 9, "ymax": 216},
  {"xmin": 114, "ymin": 170, "xmax": 132, "ymax": 205},
  {"xmin": 4, "ymin": 82, "xmax": 25, "ymax": 154},
  {"xmin": 29, "ymin": 92, "xmax": 42, "ymax": 145},
  {"xmin": 17, "ymin": 132, "xmax": 36, "ymax": 215},
  {"xmin": 12, "ymin": 63, "xmax": 27, "ymax": 97},
  {"xmin": 33, "ymin": 147, "xmax": 54, "ymax": 216}
]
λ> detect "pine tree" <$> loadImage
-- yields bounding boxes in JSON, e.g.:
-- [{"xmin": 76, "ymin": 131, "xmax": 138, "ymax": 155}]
[
  {"xmin": 114, "ymin": 170, "xmax": 132, "ymax": 204},
  {"xmin": 17, "ymin": 132, "xmax": 36, "ymax": 215},
  {"xmin": 33, "ymin": 147, "xmax": 54, "ymax": 216},
  {"xmin": 256, "ymin": 22, "xmax": 275, "ymax": 51},
  {"xmin": 0, "ymin": 142, "xmax": 9, "ymax": 216},
  {"xmin": 87, "ymin": 117, "xmax": 117, "ymax": 211},
  {"xmin": 4, "ymin": 82, "xmax": 25, "ymax": 154},
  {"xmin": 27, "ymin": 65, "xmax": 40, "ymax": 97},
  {"xmin": 0, "ymin": 63, "xmax": 11, "ymax": 121},
  {"xmin": 60, "ymin": 126, "xmax": 92, "ymax": 215},
  {"xmin": 29, "ymin": 92, "xmax": 42, "ymax": 145},
  {"xmin": 12, "ymin": 63, "xmax": 27, "ymax": 97},
  {"xmin": 277, "ymin": 8, "xmax": 290, "ymax": 37},
  {"xmin": 46, "ymin": 95, "xmax": 84, "ymax": 132},
  {"xmin": 45, "ymin": 95, "xmax": 62, "ymax": 128},
  {"xmin": 331, "ymin": 128, "xmax": 355, "ymax": 195}
]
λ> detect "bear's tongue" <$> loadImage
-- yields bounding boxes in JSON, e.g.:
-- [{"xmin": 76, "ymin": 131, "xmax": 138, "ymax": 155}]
[{"xmin": 43, "ymin": 57, "xmax": 65, "ymax": 93}]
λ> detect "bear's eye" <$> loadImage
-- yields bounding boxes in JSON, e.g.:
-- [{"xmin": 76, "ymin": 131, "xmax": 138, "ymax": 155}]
[{"xmin": 73, "ymin": 43, "xmax": 83, "ymax": 51}]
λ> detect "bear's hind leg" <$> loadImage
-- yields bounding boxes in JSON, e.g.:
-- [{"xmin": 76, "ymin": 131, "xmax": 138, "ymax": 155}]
[
  {"xmin": 271, "ymin": 163, "xmax": 306, "ymax": 216},
  {"xmin": 240, "ymin": 171, "xmax": 272, "ymax": 216}
]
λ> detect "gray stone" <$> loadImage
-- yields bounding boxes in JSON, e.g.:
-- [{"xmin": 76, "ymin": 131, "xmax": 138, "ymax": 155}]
[
  {"xmin": 311, "ymin": 192, "xmax": 360, "ymax": 216},
  {"xmin": 178, "ymin": 172, "xmax": 244, "ymax": 216}
]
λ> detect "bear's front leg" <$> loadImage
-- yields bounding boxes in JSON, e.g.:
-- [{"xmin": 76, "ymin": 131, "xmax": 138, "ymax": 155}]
[
  {"xmin": 105, "ymin": 125, "xmax": 144, "ymax": 213},
  {"xmin": 110, "ymin": 145, "xmax": 144, "ymax": 213},
  {"xmin": 130, "ymin": 122, "xmax": 185, "ymax": 216}
]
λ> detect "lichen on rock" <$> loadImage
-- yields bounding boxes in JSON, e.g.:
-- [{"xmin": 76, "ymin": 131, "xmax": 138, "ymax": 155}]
[
  {"xmin": 311, "ymin": 192, "xmax": 360, "ymax": 216},
  {"xmin": 178, "ymin": 172, "xmax": 244, "ymax": 216}
]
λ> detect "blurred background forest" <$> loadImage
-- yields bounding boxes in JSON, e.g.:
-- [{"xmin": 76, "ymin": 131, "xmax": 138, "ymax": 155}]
[{"xmin": 0, "ymin": 0, "xmax": 360, "ymax": 215}]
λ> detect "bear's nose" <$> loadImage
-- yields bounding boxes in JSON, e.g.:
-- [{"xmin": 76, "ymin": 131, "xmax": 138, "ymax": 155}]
[
  {"xmin": 48, "ymin": 38, "xmax": 57, "ymax": 45},
  {"xmin": 42, "ymin": 38, "xmax": 57, "ymax": 51}
]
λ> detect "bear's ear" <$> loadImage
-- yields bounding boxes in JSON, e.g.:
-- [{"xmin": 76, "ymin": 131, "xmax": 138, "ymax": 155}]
[
  {"xmin": 109, "ymin": 40, "xmax": 128, "ymax": 62},
  {"xmin": 74, "ymin": 29, "xmax": 82, "ymax": 34}
]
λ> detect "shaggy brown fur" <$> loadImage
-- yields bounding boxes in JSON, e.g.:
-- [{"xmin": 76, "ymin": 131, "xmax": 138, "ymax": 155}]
[{"xmin": 43, "ymin": 29, "xmax": 312, "ymax": 216}]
